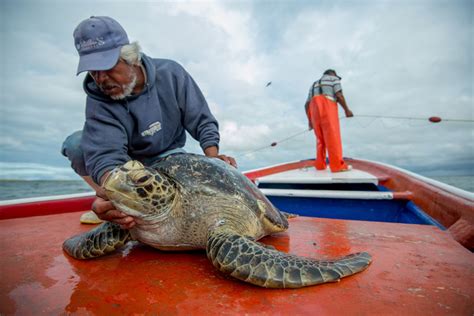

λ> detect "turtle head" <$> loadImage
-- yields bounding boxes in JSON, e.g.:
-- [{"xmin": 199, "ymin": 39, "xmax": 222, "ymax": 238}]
[{"xmin": 103, "ymin": 160, "xmax": 177, "ymax": 220}]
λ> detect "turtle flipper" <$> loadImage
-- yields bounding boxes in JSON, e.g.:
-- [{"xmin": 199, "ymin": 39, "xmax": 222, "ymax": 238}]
[
  {"xmin": 207, "ymin": 231, "xmax": 371, "ymax": 288},
  {"xmin": 63, "ymin": 222, "xmax": 131, "ymax": 259}
]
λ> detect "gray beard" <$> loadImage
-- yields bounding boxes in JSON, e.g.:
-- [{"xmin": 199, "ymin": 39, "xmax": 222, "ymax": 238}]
[{"xmin": 110, "ymin": 72, "xmax": 138, "ymax": 100}]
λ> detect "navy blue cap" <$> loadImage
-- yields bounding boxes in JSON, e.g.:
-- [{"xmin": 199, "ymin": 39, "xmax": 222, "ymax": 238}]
[{"xmin": 73, "ymin": 16, "xmax": 129, "ymax": 75}]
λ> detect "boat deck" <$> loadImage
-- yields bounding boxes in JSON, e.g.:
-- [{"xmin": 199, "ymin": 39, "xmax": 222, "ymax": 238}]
[
  {"xmin": 255, "ymin": 166, "xmax": 379, "ymax": 185},
  {"xmin": 1, "ymin": 212, "xmax": 472, "ymax": 315}
]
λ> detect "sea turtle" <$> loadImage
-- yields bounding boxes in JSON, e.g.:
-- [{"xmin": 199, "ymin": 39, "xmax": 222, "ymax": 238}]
[{"xmin": 63, "ymin": 153, "xmax": 371, "ymax": 288}]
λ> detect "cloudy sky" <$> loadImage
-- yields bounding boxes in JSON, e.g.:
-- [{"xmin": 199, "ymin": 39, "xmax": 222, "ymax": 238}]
[{"xmin": 0, "ymin": 0, "xmax": 472, "ymax": 180}]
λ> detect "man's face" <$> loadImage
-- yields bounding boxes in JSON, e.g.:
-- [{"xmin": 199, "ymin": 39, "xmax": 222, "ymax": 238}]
[{"xmin": 89, "ymin": 59, "xmax": 137, "ymax": 100}]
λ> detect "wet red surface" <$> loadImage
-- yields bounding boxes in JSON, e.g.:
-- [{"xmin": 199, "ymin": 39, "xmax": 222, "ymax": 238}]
[{"xmin": 1, "ymin": 212, "xmax": 473, "ymax": 315}]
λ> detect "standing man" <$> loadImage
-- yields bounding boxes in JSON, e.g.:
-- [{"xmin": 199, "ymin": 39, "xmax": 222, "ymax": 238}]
[
  {"xmin": 62, "ymin": 16, "xmax": 236, "ymax": 227},
  {"xmin": 305, "ymin": 69, "xmax": 353, "ymax": 172}
]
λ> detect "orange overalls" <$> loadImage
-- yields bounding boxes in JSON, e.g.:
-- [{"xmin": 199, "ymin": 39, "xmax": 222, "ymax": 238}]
[{"xmin": 306, "ymin": 95, "xmax": 349, "ymax": 172}]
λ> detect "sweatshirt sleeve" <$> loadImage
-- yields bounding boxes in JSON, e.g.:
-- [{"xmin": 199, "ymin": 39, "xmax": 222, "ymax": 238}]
[
  {"xmin": 176, "ymin": 65, "xmax": 220, "ymax": 151},
  {"xmin": 81, "ymin": 99, "xmax": 131, "ymax": 184}
]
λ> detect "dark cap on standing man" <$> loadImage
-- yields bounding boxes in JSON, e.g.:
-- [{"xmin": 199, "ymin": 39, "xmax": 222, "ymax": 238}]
[
  {"xmin": 73, "ymin": 16, "xmax": 129, "ymax": 75},
  {"xmin": 323, "ymin": 69, "xmax": 341, "ymax": 79}
]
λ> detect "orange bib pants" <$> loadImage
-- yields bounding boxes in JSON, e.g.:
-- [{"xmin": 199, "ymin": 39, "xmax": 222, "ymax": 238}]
[{"xmin": 307, "ymin": 95, "xmax": 348, "ymax": 172}]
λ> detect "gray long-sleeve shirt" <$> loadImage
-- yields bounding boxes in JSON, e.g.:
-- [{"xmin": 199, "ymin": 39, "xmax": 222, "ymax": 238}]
[{"xmin": 81, "ymin": 54, "xmax": 219, "ymax": 184}]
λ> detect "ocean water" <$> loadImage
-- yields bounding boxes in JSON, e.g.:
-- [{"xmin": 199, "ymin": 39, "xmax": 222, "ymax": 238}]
[
  {"xmin": 429, "ymin": 175, "xmax": 474, "ymax": 193},
  {"xmin": 0, "ymin": 180, "xmax": 92, "ymax": 201},
  {"xmin": 0, "ymin": 176, "xmax": 472, "ymax": 201}
]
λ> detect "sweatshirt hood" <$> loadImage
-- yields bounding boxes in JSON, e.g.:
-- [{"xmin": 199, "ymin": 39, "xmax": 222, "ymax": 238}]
[{"xmin": 83, "ymin": 53, "xmax": 157, "ymax": 102}]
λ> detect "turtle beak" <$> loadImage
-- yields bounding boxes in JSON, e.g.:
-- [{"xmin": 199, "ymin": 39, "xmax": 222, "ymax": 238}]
[
  {"xmin": 103, "ymin": 160, "xmax": 145, "ymax": 192},
  {"xmin": 103, "ymin": 166, "xmax": 133, "ymax": 196},
  {"xmin": 122, "ymin": 160, "xmax": 145, "ymax": 171}
]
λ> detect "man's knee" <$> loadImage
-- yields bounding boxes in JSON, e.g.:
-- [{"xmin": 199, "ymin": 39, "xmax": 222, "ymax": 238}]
[{"xmin": 61, "ymin": 130, "xmax": 88, "ymax": 176}]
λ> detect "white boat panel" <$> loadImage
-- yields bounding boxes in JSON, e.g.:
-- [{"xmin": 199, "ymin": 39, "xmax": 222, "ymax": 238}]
[
  {"xmin": 261, "ymin": 188, "xmax": 393, "ymax": 200},
  {"xmin": 255, "ymin": 167, "xmax": 378, "ymax": 185}
]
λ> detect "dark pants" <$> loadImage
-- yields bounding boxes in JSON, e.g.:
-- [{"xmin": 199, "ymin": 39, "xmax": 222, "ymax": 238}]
[{"xmin": 61, "ymin": 130, "xmax": 88, "ymax": 176}]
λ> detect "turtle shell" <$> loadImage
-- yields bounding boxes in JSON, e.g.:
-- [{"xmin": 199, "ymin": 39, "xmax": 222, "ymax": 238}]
[{"xmin": 150, "ymin": 153, "xmax": 288, "ymax": 229}]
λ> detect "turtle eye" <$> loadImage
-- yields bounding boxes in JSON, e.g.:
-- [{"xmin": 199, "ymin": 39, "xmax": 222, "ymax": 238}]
[
  {"xmin": 129, "ymin": 170, "xmax": 153, "ymax": 185},
  {"xmin": 136, "ymin": 175, "xmax": 151, "ymax": 183}
]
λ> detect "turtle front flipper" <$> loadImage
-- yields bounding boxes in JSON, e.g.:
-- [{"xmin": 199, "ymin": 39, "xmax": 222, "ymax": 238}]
[
  {"xmin": 63, "ymin": 222, "xmax": 131, "ymax": 260},
  {"xmin": 207, "ymin": 230, "xmax": 372, "ymax": 288}
]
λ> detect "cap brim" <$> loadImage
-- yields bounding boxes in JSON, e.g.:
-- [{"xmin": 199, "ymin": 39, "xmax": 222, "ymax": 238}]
[{"xmin": 76, "ymin": 46, "xmax": 121, "ymax": 75}]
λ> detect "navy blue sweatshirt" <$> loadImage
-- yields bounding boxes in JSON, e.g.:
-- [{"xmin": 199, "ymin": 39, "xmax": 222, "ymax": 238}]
[{"xmin": 80, "ymin": 54, "xmax": 220, "ymax": 184}]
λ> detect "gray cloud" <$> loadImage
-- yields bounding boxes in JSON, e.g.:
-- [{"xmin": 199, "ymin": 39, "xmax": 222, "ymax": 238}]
[{"xmin": 0, "ymin": 0, "xmax": 472, "ymax": 180}]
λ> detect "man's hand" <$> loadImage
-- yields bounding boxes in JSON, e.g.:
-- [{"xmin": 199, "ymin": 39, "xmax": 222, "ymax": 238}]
[
  {"xmin": 345, "ymin": 109, "xmax": 354, "ymax": 118},
  {"xmin": 204, "ymin": 146, "xmax": 238, "ymax": 168},
  {"xmin": 92, "ymin": 196, "xmax": 136, "ymax": 229},
  {"xmin": 215, "ymin": 154, "xmax": 237, "ymax": 168}
]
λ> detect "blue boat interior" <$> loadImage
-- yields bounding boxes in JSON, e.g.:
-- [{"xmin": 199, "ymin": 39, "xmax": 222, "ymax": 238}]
[{"xmin": 258, "ymin": 182, "xmax": 445, "ymax": 229}]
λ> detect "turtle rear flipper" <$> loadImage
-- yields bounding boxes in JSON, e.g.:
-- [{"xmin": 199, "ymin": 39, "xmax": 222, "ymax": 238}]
[
  {"xmin": 63, "ymin": 222, "xmax": 131, "ymax": 259},
  {"xmin": 207, "ymin": 230, "xmax": 371, "ymax": 288}
]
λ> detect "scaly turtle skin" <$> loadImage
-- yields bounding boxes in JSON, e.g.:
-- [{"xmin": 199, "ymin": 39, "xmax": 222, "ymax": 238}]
[{"xmin": 63, "ymin": 153, "xmax": 371, "ymax": 288}]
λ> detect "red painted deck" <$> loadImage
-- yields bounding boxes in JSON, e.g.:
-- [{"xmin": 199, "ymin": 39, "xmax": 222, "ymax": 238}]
[{"xmin": 1, "ymin": 212, "xmax": 473, "ymax": 315}]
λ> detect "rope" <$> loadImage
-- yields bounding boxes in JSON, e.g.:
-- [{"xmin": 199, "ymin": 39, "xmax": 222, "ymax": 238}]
[
  {"xmin": 349, "ymin": 115, "xmax": 473, "ymax": 123},
  {"xmin": 237, "ymin": 128, "xmax": 310, "ymax": 158},
  {"xmin": 236, "ymin": 114, "xmax": 472, "ymax": 158}
]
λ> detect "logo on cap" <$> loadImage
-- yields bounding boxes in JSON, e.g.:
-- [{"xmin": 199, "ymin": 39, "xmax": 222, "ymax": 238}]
[{"xmin": 76, "ymin": 37, "xmax": 106, "ymax": 51}]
